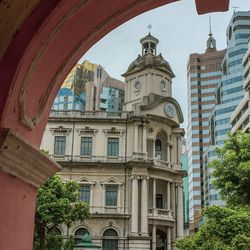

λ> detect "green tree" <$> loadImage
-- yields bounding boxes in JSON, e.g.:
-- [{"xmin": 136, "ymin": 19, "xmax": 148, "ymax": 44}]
[
  {"xmin": 177, "ymin": 132, "xmax": 250, "ymax": 249},
  {"xmin": 34, "ymin": 176, "xmax": 90, "ymax": 250},
  {"xmin": 176, "ymin": 206, "xmax": 250, "ymax": 250},
  {"xmin": 210, "ymin": 131, "xmax": 250, "ymax": 207}
]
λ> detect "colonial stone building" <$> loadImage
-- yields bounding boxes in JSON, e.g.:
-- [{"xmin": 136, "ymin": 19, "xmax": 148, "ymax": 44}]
[{"xmin": 41, "ymin": 33, "xmax": 185, "ymax": 250}]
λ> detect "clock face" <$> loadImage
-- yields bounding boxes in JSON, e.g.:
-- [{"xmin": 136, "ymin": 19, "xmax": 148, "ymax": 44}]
[
  {"xmin": 164, "ymin": 103, "xmax": 176, "ymax": 118},
  {"xmin": 134, "ymin": 80, "xmax": 141, "ymax": 90},
  {"xmin": 160, "ymin": 80, "xmax": 166, "ymax": 90}
]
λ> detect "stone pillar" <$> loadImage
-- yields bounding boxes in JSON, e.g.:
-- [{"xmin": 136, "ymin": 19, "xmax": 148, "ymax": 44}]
[
  {"xmin": 142, "ymin": 125, "xmax": 147, "ymax": 154},
  {"xmin": 170, "ymin": 182, "xmax": 176, "ymax": 239},
  {"xmin": 167, "ymin": 182, "xmax": 171, "ymax": 210},
  {"xmin": 131, "ymin": 177, "xmax": 139, "ymax": 234},
  {"xmin": 167, "ymin": 226, "xmax": 171, "ymax": 250},
  {"xmin": 152, "ymin": 139, "xmax": 156, "ymax": 160},
  {"xmin": 141, "ymin": 177, "xmax": 148, "ymax": 235},
  {"xmin": 177, "ymin": 184, "xmax": 184, "ymax": 238},
  {"xmin": 134, "ymin": 125, "xmax": 138, "ymax": 153},
  {"xmin": 167, "ymin": 143, "xmax": 171, "ymax": 164},
  {"xmin": 0, "ymin": 129, "xmax": 60, "ymax": 250},
  {"xmin": 152, "ymin": 224, "xmax": 156, "ymax": 250},
  {"xmin": 153, "ymin": 178, "xmax": 156, "ymax": 208}
]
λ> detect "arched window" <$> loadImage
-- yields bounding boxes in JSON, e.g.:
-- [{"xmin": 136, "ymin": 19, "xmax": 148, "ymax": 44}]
[
  {"xmin": 155, "ymin": 139, "xmax": 162, "ymax": 151},
  {"xmin": 102, "ymin": 228, "xmax": 118, "ymax": 250},
  {"xmin": 74, "ymin": 227, "xmax": 90, "ymax": 245}
]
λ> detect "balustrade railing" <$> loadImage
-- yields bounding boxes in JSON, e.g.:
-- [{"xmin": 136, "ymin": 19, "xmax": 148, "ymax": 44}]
[
  {"xmin": 50, "ymin": 110, "xmax": 131, "ymax": 119},
  {"xmin": 148, "ymin": 208, "xmax": 172, "ymax": 218}
]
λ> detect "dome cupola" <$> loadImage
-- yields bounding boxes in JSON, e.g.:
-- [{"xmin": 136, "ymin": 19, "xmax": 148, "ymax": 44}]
[{"xmin": 140, "ymin": 32, "xmax": 159, "ymax": 55}]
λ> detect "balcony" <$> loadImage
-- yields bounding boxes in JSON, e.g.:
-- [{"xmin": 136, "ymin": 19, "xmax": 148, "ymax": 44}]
[{"xmin": 148, "ymin": 208, "xmax": 173, "ymax": 221}]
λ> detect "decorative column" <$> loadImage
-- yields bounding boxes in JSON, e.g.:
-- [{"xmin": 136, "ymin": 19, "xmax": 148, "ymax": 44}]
[
  {"xmin": 131, "ymin": 177, "xmax": 139, "ymax": 234},
  {"xmin": 152, "ymin": 139, "xmax": 156, "ymax": 160},
  {"xmin": 142, "ymin": 125, "xmax": 147, "ymax": 154},
  {"xmin": 134, "ymin": 125, "xmax": 138, "ymax": 153},
  {"xmin": 176, "ymin": 184, "xmax": 184, "ymax": 238},
  {"xmin": 167, "ymin": 143, "xmax": 170, "ymax": 164},
  {"xmin": 167, "ymin": 182, "xmax": 171, "ymax": 211},
  {"xmin": 152, "ymin": 224, "xmax": 156, "ymax": 250},
  {"xmin": 141, "ymin": 177, "xmax": 148, "ymax": 235},
  {"xmin": 152, "ymin": 178, "xmax": 156, "ymax": 215},
  {"xmin": 167, "ymin": 226, "xmax": 171, "ymax": 250},
  {"xmin": 170, "ymin": 182, "xmax": 176, "ymax": 239},
  {"xmin": 0, "ymin": 129, "xmax": 60, "ymax": 250}
]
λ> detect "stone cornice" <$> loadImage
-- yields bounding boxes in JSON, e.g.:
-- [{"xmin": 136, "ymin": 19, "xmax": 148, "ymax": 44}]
[{"xmin": 0, "ymin": 129, "xmax": 61, "ymax": 188}]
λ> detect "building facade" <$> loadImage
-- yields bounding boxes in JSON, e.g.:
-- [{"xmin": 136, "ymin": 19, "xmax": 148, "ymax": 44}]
[
  {"xmin": 203, "ymin": 11, "xmax": 250, "ymax": 210},
  {"xmin": 187, "ymin": 30, "xmax": 226, "ymax": 232},
  {"xmin": 231, "ymin": 37, "xmax": 250, "ymax": 132},
  {"xmin": 52, "ymin": 60, "xmax": 124, "ymax": 112},
  {"xmin": 41, "ymin": 33, "xmax": 185, "ymax": 250},
  {"xmin": 181, "ymin": 139, "xmax": 189, "ymax": 235}
]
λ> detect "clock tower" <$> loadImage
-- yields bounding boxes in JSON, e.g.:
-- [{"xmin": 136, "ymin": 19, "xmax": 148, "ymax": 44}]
[{"xmin": 122, "ymin": 32, "xmax": 175, "ymax": 113}]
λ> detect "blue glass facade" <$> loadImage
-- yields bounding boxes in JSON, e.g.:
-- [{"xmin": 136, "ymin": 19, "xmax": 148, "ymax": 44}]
[
  {"xmin": 52, "ymin": 88, "xmax": 86, "ymax": 111},
  {"xmin": 204, "ymin": 11, "xmax": 250, "ymax": 207}
]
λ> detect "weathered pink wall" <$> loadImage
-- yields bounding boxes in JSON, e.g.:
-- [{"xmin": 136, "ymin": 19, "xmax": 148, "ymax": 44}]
[{"xmin": 0, "ymin": 170, "xmax": 37, "ymax": 250}]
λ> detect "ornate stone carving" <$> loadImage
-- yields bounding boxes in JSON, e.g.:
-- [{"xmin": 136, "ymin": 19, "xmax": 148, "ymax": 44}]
[
  {"xmin": 50, "ymin": 126, "xmax": 72, "ymax": 135},
  {"xmin": 76, "ymin": 127, "xmax": 98, "ymax": 136},
  {"xmin": 103, "ymin": 127, "xmax": 124, "ymax": 137}
]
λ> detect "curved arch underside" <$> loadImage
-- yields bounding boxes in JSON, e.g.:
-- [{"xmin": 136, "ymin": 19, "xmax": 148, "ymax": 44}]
[{"xmin": 0, "ymin": 0, "xmax": 229, "ymax": 147}]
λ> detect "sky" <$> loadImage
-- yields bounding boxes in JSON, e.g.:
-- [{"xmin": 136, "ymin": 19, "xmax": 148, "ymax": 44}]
[{"xmin": 81, "ymin": 0, "xmax": 250, "ymax": 131}]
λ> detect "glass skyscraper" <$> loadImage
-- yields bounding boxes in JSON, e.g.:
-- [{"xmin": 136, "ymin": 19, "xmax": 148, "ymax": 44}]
[{"xmin": 203, "ymin": 11, "xmax": 250, "ymax": 208}]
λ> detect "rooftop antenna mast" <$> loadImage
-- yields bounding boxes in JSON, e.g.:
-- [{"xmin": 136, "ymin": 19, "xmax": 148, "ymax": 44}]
[{"xmin": 209, "ymin": 16, "xmax": 212, "ymax": 36}]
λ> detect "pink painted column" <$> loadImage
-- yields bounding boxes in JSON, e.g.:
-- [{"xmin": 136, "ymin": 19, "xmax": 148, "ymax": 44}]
[
  {"xmin": 0, "ymin": 171, "xmax": 37, "ymax": 250},
  {"xmin": 0, "ymin": 129, "xmax": 60, "ymax": 250}
]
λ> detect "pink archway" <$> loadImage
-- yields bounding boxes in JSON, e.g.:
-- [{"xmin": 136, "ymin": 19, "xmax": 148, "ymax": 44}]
[{"xmin": 0, "ymin": 0, "xmax": 229, "ymax": 249}]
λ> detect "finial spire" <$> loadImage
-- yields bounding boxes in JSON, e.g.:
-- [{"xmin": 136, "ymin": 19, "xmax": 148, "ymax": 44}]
[
  {"xmin": 209, "ymin": 16, "xmax": 212, "ymax": 37},
  {"xmin": 148, "ymin": 24, "xmax": 152, "ymax": 34},
  {"xmin": 206, "ymin": 16, "xmax": 216, "ymax": 52}
]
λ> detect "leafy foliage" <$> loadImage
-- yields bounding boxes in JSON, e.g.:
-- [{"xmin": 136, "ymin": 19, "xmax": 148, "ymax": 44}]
[
  {"xmin": 210, "ymin": 132, "xmax": 250, "ymax": 207},
  {"xmin": 177, "ymin": 132, "xmax": 250, "ymax": 249},
  {"xmin": 176, "ymin": 206, "xmax": 250, "ymax": 250},
  {"xmin": 34, "ymin": 176, "xmax": 90, "ymax": 250}
]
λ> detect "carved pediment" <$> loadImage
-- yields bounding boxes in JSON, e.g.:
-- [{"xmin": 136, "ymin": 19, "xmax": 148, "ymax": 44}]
[
  {"xmin": 76, "ymin": 127, "xmax": 98, "ymax": 136},
  {"xmin": 103, "ymin": 127, "xmax": 124, "ymax": 137},
  {"xmin": 76, "ymin": 177, "xmax": 96, "ymax": 185},
  {"xmin": 50, "ymin": 126, "xmax": 72, "ymax": 135},
  {"xmin": 100, "ymin": 177, "xmax": 123, "ymax": 186}
]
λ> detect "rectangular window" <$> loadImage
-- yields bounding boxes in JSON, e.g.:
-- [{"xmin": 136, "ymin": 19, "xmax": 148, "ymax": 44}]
[
  {"xmin": 107, "ymin": 138, "xmax": 119, "ymax": 157},
  {"xmin": 54, "ymin": 136, "xmax": 66, "ymax": 155},
  {"xmin": 81, "ymin": 137, "xmax": 92, "ymax": 156},
  {"xmin": 79, "ymin": 185, "xmax": 90, "ymax": 204},
  {"xmin": 106, "ymin": 185, "xmax": 118, "ymax": 206}
]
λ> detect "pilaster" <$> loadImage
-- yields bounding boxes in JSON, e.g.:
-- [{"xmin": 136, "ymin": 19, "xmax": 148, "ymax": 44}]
[{"xmin": 0, "ymin": 129, "xmax": 61, "ymax": 250}]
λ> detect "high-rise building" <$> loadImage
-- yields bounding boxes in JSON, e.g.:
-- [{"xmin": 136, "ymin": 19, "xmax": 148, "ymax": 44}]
[
  {"xmin": 203, "ymin": 11, "xmax": 250, "ymax": 210},
  {"xmin": 52, "ymin": 60, "xmax": 124, "ymax": 112},
  {"xmin": 187, "ymin": 27, "xmax": 226, "ymax": 232},
  {"xmin": 181, "ymin": 139, "xmax": 189, "ymax": 235},
  {"xmin": 41, "ymin": 33, "xmax": 185, "ymax": 250},
  {"xmin": 231, "ymin": 37, "xmax": 250, "ymax": 133}
]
